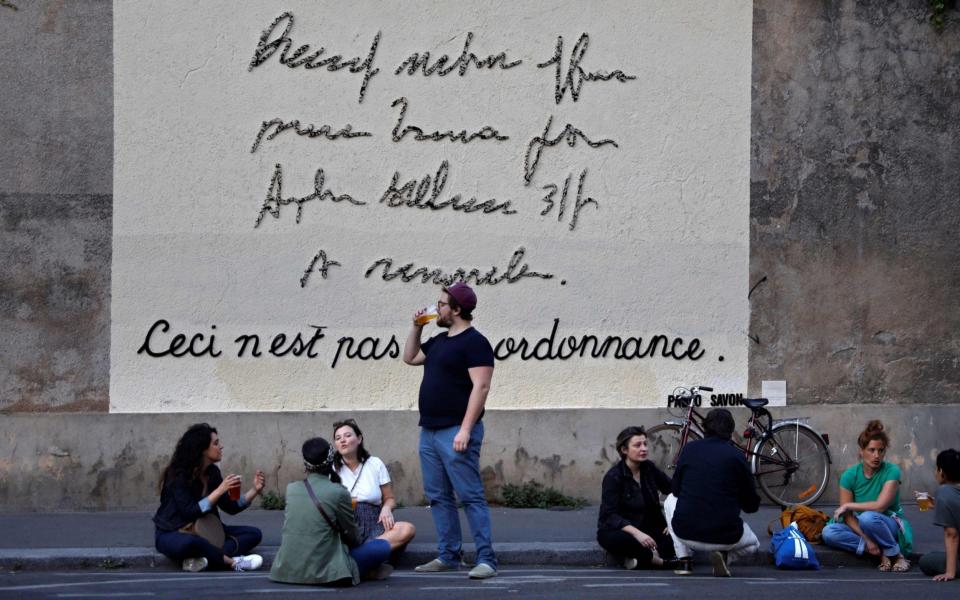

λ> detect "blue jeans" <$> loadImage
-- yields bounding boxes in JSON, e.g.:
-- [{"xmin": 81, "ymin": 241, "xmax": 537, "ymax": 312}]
[
  {"xmin": 155, "ymin": 524, "xmax": 262, "ymax": 570},
  {"xmin": 349, "ymin": 539, "xmax": 391, "ymax": 575},
  {"xmin": 822, "ymin": 511, "xmax": 901, "ymax": 557},
  {"xmin": 419, "ymin": 423, "xmax": 496, "ymax": 568}
]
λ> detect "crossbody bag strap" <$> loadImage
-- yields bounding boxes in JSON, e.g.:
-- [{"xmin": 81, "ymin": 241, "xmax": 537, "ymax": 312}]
[
  {"xmin": 303, "ymin": 478, "xmax": 344, "ymax": 536},
  {"xmin": 349, "ymin": 461, "xmax": 365, "ymax": 495}
]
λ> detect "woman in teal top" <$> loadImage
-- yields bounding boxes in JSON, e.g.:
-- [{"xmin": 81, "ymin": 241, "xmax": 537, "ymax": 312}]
[{"xmin": 822, "ymin": 420, "xmax": 913, "ymax": 572}]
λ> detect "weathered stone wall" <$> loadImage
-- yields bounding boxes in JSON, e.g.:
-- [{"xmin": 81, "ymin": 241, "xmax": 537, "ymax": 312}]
[
  {"xmin": 0, "ymin": 0, "xmax": 112, "ymax": 411},
  {"xmin": 750, "ymin": 0, "xmax": 960, "ymax": 404}
]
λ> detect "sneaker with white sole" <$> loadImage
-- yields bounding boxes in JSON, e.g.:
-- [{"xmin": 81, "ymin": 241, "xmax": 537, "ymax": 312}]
[
  {"xmin": 181, "ymin": 557, "xmax": 208, "ymax": 572},
  {"xmin": 362, "ymin": 563, "xmax": 394, "ymax": 581},
  {"xmin": 468, "ymin": 563, "xmax": 497, "ymax": 579},
  {"xmin": 415, "ymin": 558, "xmax": 459, "ymax": 572},
  {"xmin": 710, "ymin": 551, "xmax": 731, "ymax": 577},
  {"xmin": 232, "ymin": 554, "xmax": 263, "ymax": 572},
  {"xmin": 623, "ymin": 557, "xmax": 638, "ymax": 570}
]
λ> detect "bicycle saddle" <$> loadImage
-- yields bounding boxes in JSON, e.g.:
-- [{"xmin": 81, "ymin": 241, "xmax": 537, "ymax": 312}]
[{"xmin": 742, "ymin": 397, "xmax": 769, "ymax": 409}]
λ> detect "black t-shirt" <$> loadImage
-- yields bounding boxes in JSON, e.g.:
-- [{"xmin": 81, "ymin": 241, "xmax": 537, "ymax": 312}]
[{"xmin": 418, "ymin": 327, "xmax": 494, "ymax": 429}]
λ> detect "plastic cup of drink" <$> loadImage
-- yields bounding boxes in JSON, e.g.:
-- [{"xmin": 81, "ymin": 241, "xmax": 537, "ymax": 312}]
[
  {"xmin": 415, "ymin": 305, "xmax": 439, "ymax": 325},
  {"xmin": 916, "ymin": 491, "xmax": 933, "ymax": 511},
  {"xmin": 229, "ymin": 478, "xmax": 242, "ymax": 501},
  {"xmin": 351, "ymin": 497, "xmax": 358, "ymax": 510}
]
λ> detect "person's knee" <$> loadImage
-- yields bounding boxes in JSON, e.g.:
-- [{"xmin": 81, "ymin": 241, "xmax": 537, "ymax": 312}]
[
  {"xmin": 248, "ymin": 527, "xmax": 263, "ymax": 546},
  {"xmin": 393, "ymin": 521, "xmax": 416, "ymax": 544},
  {"xmin": 821, "ymin": 524, "xmax": 843, "ymax": 545},
  {"xmin": 857, "ymin": 511, "xmax": 883, "ymax": 529},
  {"xmin": 918, "ymin": 552, "xmax": 946, "ymax": 576}
]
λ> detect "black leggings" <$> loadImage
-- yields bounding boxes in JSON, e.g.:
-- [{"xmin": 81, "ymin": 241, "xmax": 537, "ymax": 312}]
[
  {"xmin": 597, "ymin": 528, "xmax": 675, "ymax": 567},
  {"xmin": 156, "ymin": 525, "xmax": 262, "ymax": 570}
]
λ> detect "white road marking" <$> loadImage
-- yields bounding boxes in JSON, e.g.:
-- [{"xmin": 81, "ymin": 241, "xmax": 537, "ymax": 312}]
[
  {"xmin": 583, "ymin": 583, "xmax": 670, "ymax": 587},
  {"xmin": 57, "ymin": 594, "xmax": 155, "ymax": 598},
  {"xmin": 420, "ymin": 586, "xmax": 510, "ymax": 591},
  {"xmin": 0, "ymin": 574, "xmax": 268, "ymax": 592},
  {"xmin": 238, "ymin": 589, "xmax": 334, "ymax": 594}
]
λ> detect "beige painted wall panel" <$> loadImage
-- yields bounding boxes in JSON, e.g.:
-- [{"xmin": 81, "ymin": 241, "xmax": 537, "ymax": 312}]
[{"xmin": 112, "ymin": 1, "xmax": 752, "ymax": 412}]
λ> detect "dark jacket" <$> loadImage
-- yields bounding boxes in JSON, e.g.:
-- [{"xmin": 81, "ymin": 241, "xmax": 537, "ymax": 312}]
[
  {"xmin": 670, "ymin": 436, "xmax": 761, "ymax": 544},
  {"xmin": 152, "ymin": 464, "xmax": 247, "ymax": 532},
  {"xmin": 598, "ymin": 459, "xmax": 672, "ymax": 532}
]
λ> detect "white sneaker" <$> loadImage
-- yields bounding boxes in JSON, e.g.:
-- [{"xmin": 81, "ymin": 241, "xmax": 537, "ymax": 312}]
[
  {"xmin": 468, "ymin": 563, "xmax": 497, "ymax": 579},
  {"xmin": 623, "ymin": 557, "xmax": 638, "ymax": 570},
  {"xmin": 232, "ymin": 554, "xmax": 263, "ymax": 572},
  {"xmin": 182, "ymin": 557, "xmax": 208, "ymax": 572}
]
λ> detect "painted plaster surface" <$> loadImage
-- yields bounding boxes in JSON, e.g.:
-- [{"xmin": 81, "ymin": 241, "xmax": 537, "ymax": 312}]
[
  {"xmin": 749, "ymin": 1, "xmax": 960, "ymax": 404},
  {"xmin": 111, "ymin": 1, "xmax": 752, "ymax": 412}
]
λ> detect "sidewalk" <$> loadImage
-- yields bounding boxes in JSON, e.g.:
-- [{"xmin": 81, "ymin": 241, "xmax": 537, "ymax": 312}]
[{"xmin": 0, "ymin": 504, "xmax": 940, "ymax": 571}]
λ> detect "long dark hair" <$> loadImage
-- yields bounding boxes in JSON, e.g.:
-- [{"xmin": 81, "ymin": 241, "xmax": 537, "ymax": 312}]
[
  {"xmin": 332, "ymin": 419, "xmax": 371, "ymax": 471},
  {"xmin": 158, "ymin": 423, "xmax": 217, "ymax": 494},
  {"xmin": 303, "ymin": 437, "xmax": 342, "ymax": 484}
]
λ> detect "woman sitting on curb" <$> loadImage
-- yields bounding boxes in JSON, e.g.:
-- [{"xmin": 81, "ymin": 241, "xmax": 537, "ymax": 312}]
[
  {"xmin": 270, "ymin": 437, "xmax": 412, "ymax": 586},
  {"xmin": 153, "ymin": 423, "xmax": 265, "ymax": 572},
  {"xmin": 597, "ymin": 426, "xmax": 678, "ymax": 570},
  {"xmin": 822, "ymin": 420, "xmax": 913, "ymax": 572},
  {"xmin": 332, "ymin": 418, "xmax": 416, "ymax": 547}
]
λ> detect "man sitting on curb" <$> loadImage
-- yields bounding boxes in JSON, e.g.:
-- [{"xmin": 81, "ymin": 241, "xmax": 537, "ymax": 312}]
[{"xmin": 663, "ymin": 408, "xmax": 761, "ymax": 576}]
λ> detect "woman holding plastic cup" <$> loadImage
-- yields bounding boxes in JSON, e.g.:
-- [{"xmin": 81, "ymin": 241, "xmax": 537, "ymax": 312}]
[
  {"xmin": 153, "ymin": 423, "xmax": 266, "ymax": 572},
  {"xmin": 333, "ymin": 418, "xmax": 416, "ymax": 547}
]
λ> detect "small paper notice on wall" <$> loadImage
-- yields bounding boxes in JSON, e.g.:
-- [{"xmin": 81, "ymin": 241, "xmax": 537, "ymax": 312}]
[{"xmin": 761, "ymin": 380, "xmax": 787, "ymax": 407}]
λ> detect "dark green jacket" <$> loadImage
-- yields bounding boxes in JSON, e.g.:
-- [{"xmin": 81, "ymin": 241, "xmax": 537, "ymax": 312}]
[{"xmin": 269, "ymin": 473, "xmax": 362, "ymax": 585}]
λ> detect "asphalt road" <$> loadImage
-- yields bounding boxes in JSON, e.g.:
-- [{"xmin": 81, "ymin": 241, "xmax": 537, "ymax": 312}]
[{"xmin": 0, "ymin": 566, "xmax": 953, "ymax": 600}]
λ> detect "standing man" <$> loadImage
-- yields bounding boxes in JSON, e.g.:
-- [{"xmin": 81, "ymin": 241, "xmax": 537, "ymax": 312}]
[{"xmin": 403, "ymin": 282, "xmax": 497, "ymax": 579}]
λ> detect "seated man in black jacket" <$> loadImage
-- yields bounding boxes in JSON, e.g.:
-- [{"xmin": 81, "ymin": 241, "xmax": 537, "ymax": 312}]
[{"xmin": 664, "ymin": 409, "xmax": 761, "ymax": 577}]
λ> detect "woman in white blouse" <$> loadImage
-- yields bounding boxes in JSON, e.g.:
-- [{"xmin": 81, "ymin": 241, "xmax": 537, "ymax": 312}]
[{"xmin": 333, "ymin": 419, "xmax": 416, "ymax": 546}]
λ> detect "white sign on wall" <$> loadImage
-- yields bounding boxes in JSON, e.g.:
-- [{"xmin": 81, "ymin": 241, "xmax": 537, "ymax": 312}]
[{"xmin": 112, "ymin": 0, "xmax": 753, "ymax": 412}]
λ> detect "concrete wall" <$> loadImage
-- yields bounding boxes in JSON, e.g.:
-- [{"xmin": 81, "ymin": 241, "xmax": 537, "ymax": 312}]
[
  {"xmin": 749, "ymin": 0, "xmax": 960, "ymax": 404},
  {"xmin": 0, "ymin": 0, "xmax": 112, "ymax": 412},
  {"xmin": 0, "ymin": 406, "xmax": 951, "ymax": 511}
]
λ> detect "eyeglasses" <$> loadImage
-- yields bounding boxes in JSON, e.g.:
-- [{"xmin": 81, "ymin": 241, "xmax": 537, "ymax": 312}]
[{"xmin": 437, "ymin": 300, "xmax": 449, "ymax": 308}]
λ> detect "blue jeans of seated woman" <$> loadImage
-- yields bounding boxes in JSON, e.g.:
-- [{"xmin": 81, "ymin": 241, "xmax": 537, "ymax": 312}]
[
  {"xmin": 822, "ymin": 511, "xmax": 901, "ymax": 557},
  {"xmin": 155, "ymin": 525, "xmax": 262, "ymax": 570},
  {"xmin": 419, "ymin": 422, "xmax": 496, "ymax": 569}
]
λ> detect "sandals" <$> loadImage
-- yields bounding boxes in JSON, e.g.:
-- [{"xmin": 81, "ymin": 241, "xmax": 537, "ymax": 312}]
[
  {"xmin": 878, "ymin": 556, "xmax": 911, "ymax": 573},
  {"xmin": 891, "ymin": 557, "xmax": 911, "ymax": 572}
]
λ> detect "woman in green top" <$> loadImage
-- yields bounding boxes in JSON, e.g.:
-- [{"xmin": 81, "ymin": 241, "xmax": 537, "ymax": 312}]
[
  {"xmin": 822, "ymin": 420, "xmax": 913, "ymax": 572},
  {"xmin": 269, "ymin": 437, "xmax": 410, "ymax": 586}
]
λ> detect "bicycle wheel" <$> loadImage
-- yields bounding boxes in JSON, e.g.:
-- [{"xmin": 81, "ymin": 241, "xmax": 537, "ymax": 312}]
[
  {"xmin": 646, "ymin": 424, "xmax": 701, "ymax": 473},
  {"xmin": 753, "ymin": 424, "xmax": 830, "ymax": 506}
]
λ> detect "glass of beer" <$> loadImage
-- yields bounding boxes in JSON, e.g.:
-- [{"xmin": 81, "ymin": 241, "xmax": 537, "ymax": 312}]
[
  {"xmin": 915, "ymin": 491, "xmax": 934, "ymax": 511},
  {"xmin": 229, "ymin": 477, "xmax": 242, "ymax": 501},
  {"xmin": 351, "ymin": 496, "xmax": 358, "ymax": 510},
  {"xmin": 415, "ymin": 305, "xmax": 439, "ymax": 325}
]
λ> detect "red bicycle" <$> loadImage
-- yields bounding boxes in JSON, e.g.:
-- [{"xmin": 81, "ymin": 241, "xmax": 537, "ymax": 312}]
[{"xmin": 646, "ymin": 385, "xmax": 832, "ymax": 506}]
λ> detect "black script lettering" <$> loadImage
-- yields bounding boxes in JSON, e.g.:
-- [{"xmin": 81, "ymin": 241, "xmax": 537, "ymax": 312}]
[
  {"xmin": 300, "ymin": 249, "xmax": 341, "ymax": 287},
  {"xmin": 234, "ymin": 333, "xmax": 262, "ymax": 357},
  {"xmin": 268, "ymin": 326, "xmax": 326, "ymax": 358},
  {"xmin": 365, "ymin": 246, "xmax": 552, "ymax": 286},
  {"xmin": 255, "ymin": 163, "xmax": 364, "ymax": 227},
  {"xmin": 537, "ymin": 33, "xmax": 636, "ymax": 104},
  {"xmin": 540, "ymin": 169, "xmax": 599, "ymax": 231},
  {"xmin": 394, "ymin": 32, "xmax": 522, "ymax": 76},
  {"xmin": 137, "ymin": 320, "xmax": 222, "ymax": 358},
  {"xmin": 391, "ymin": 97, "xmax": 508, "ymax": 144},
  {"xmin": 494, "ymin": 319, "xmax": 707, "ymax": 362},
  {"xmin": 331, "ymin": 335, "xmax": 400, "ymax": 368},
  {"xmin": 251, "ymin": 118, "xmax": 371, "ymax": 153},
  {"xmin": 248, "ymin": 12, "xmax": 381, "ymax": 103},
  {"xmin": 523, "ymin": 116, "xmax": 617, "ymax": 185},
  {"xmin": 379, "ymin": 160, "xmax": 516, "ymax": 216}
]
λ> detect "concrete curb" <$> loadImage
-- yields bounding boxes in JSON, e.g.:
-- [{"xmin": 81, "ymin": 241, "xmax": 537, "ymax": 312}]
[{"xmin": 0, "ymin": 542, "xmax": 893, "ymax": 572}]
